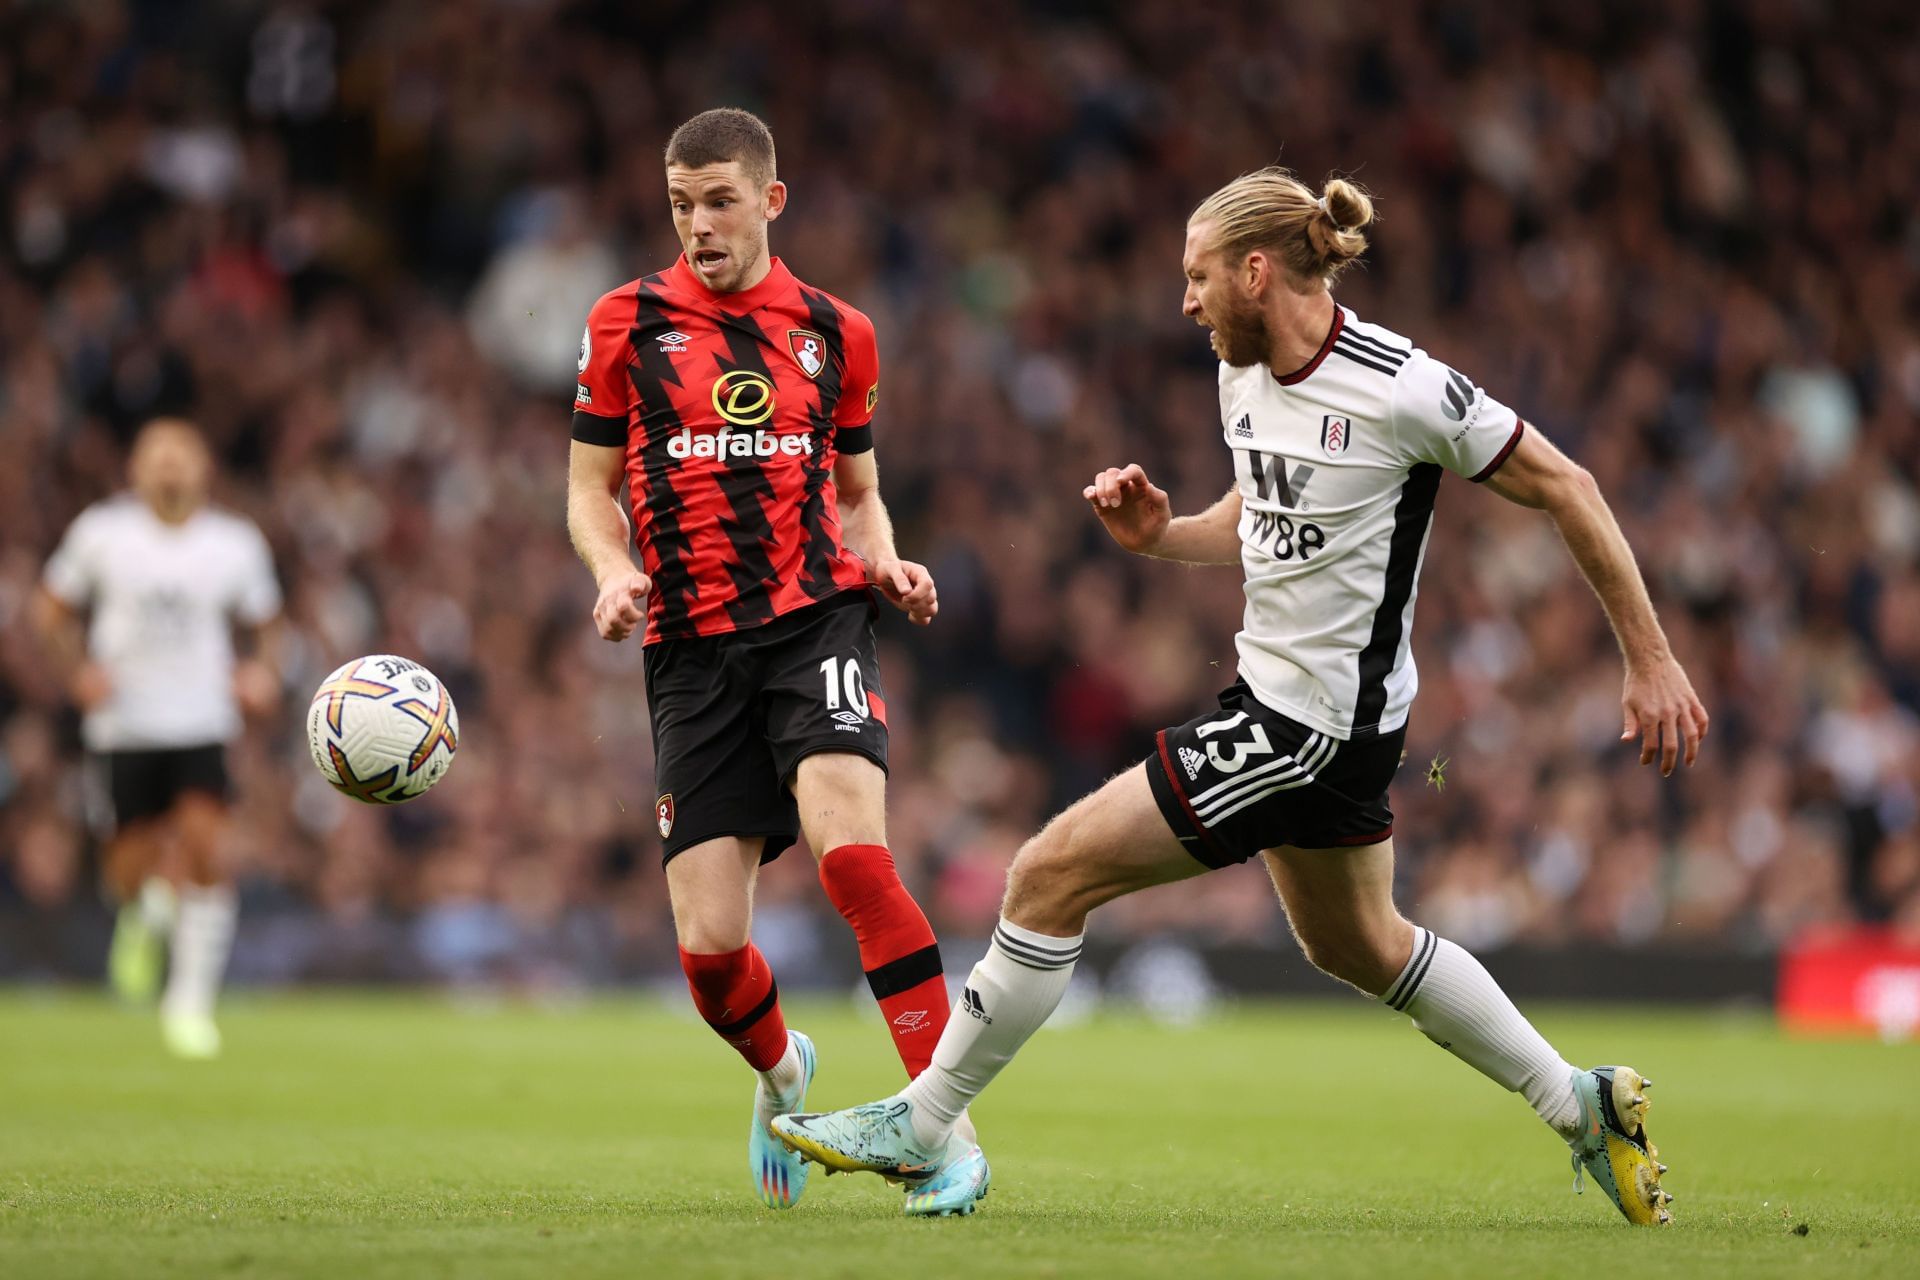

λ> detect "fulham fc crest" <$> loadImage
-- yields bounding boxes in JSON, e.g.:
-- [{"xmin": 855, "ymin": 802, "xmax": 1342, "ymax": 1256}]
[
  {"xmin": 1321, "ymin": 415, "xmax": 1354, "ymax": 457},
  {"xmin": 788, "ymin": 330, "xmax": 826, "ymax": 378},
  {"xmin": 656, "ymin": 794, "xmax": 675, "ymax": 839}
]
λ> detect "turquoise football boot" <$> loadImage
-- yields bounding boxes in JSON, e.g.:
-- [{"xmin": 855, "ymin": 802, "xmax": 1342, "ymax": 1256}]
[
  {"xmin": 1568, "ymin": 1065, "xmax": 1672, "ymax": 1225},
  {"xmin": 750, "ymin": 1030, "xmax": 816, "ymax": 1209},
  {"xmin": 902, "ymin": 1139, "xmax": 991, "ymax": 1217},
  {"xmin": 772, "ymin": 1096, "xmax": 946, "ymax": 1184}
]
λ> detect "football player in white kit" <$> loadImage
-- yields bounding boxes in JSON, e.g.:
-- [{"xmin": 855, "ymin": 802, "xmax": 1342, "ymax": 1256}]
[
  {"xmin": 33, "ymin": 418, "xmax": 282, "ymax": 1059},
  {"xmin": 774, "ymin": 169, "xmax": 1706, "ymax": 1225}
]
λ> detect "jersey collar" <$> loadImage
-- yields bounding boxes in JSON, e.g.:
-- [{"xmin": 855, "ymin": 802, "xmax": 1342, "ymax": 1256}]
[
  {"xmin": 670, "ymin": 253, "xmax": 795, "ymax": 313},
  {"xmin": 1271, "ymin": 303, "xmax": 1344, "ymax": 386}
]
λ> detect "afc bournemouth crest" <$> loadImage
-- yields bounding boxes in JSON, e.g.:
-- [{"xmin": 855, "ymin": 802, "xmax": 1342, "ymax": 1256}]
[
  {"xmin": 1321, "ymin": 414, "xmax": 1354, "ymax": 457},
  {"xmin": 788, "ymin": 329, "xmax": 826, "ymax": 379},
  {"xmin": 655, "ymin": 794, "xmax": 675, "ymax": 839}
]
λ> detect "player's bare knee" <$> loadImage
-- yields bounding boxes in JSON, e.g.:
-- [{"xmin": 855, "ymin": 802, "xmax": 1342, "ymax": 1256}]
[
  {"xmin": 173, "ymin": 794, "xmax": 229, "ymax": 884},
  {"xmin": 792, "ymin": 750, "xmax": 887, "ymax": 851},
  {"xmin": 676, "ymin": 913, "xmax": 752, "ymax": 954}
]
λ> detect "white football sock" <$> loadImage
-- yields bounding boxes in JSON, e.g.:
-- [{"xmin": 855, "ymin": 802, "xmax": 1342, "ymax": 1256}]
[
  {"xmin": 899, "ymin": 917, "xmax": 1082, "ymax": 1149},
  {"xmin": 161, "ymin": 885, "xmax": 236, "ymax": 1021},
  {"xmin": 138, "ymin": 877, "xmax": 177, "ymax": 935},
  {"xmin": 1384, "ymin": 926, "xmax": 1579, "ymax": 1135},
  {"xmin": 754, "ymin": 1033, "xmax": 804, "ymax": 1128}
]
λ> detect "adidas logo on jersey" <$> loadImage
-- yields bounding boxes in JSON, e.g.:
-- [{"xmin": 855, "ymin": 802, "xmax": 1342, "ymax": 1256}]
[
  {"xmin": 1232, "ymin": 413, "xmax": 1254, "ymax": 439},
  {"xmin": 1179, "ymin": 745, "xmax": 1205, "ymax": 780},
  {"xmin": 666, "ymin": 427, "xmax": 813, "ymax": 459}
]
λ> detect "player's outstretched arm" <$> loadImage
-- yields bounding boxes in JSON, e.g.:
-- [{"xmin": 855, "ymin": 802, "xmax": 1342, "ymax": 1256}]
[
  {"xmin": 28, "ymin": 586, "xmax": 110, "ymax": 709},
  {"xmin": 567, "ymin": 440, "xmax": 650, "ymax": 642},
  {"xmin": 833, "ymin": 451, "xmax": 936, "ymax": 625},
  {"xmin": 234, "ymin": 617, "xmax": 285, "ymax": 718},
  {"xmin": 1084, "ymin": 465, "xmax": 1242, "ymax": 565},
  {"xmin": 1481, "ymin": 428, "xmax": 1708, "ymax": 775}
]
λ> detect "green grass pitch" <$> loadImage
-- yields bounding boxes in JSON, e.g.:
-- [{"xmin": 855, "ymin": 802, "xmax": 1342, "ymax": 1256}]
[{"xmin": 2, "ymin": 992, "xmax": 1914, "ymax": 1278}]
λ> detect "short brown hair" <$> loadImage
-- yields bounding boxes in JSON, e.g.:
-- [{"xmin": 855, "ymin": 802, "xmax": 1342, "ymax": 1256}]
[
  {"xmin": 1191, "ymin": 167, "xmax": 1375, "ymax": 286},
  {"xmin": 665, "ymin": 108, "xmax": 777, "ymax": 188}
]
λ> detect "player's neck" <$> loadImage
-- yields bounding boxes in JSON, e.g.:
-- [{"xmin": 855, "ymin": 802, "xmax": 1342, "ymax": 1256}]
[
  {"xmin": 144, "ymin": 496, "xmax": 200, "ymax": 526},
  {"xmin": 1265, "ymin": 290, "xmax": 1337, "ymax": 378}
]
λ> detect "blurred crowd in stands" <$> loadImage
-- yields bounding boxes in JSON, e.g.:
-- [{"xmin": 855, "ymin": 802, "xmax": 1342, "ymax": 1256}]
[{"xmin": 3, "ymin": 0, "xmax": 1918, "ymax": 986}]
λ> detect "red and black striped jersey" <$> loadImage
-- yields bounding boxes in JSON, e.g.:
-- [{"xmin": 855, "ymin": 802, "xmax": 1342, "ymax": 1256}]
[{"xmin": 571, "ymin": 255, "xmax": 878, "ymax": 644}]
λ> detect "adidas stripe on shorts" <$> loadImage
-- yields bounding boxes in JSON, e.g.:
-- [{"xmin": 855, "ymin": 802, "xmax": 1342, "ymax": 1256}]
[{"xmin": 1145, "ymin": 680, "xmax": 1405, "ymax": 869}]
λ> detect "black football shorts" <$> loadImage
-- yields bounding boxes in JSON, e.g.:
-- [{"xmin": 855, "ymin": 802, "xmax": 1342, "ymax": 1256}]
[
  {"xmin": 642, "ymin": 589, "xmax": 889, "ymax": 866},
  {"xmin": 1145, "ymin": 681, "xmax": 1405, "ymax": 869},
  {"xmin": 101, "ymin": 743, "xmax": 230, "ymax": 828}
]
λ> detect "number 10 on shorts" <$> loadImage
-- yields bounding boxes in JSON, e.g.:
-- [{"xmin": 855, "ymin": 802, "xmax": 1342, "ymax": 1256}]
[{"xmin": 819, "ymin": 656, "xmax": 870, "ymax": 720}]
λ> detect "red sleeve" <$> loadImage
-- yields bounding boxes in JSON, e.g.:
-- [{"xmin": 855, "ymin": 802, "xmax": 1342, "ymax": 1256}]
[
  {"xmin": 571, "ymin": 289, "xmax": 635, "ymax": 446},
  {"xmin": 833, "ymin": 305, "xmax": 879, "ymax": 432}
]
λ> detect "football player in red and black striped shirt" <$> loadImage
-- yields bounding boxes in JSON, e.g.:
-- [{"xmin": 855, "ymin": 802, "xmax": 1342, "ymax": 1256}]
[{"xmin": 565, "ymin": 109, "xmax": 982, "ymax": 1214}]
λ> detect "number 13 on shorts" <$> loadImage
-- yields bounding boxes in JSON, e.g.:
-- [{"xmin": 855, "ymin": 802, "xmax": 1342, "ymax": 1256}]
[{"xmin": 1196, "ymin": 710, "xmax": 1273, "ymax": 773}]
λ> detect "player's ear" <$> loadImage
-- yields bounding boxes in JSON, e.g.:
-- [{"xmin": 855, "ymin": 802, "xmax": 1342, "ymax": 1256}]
[
  {"xmin": 1243, "ymin": 249, "xmax": 1269, "ymax": 297},
  {"xmin": 762, "ymin": 180, "xmax": 788, "ymax": 222}
]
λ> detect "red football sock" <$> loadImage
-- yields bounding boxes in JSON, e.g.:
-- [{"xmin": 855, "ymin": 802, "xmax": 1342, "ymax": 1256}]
[
  {"xmin": 818, "ymin": 843, "xmax": 950, "ymax": 1078},
  {"xmin": 678, "ymin": 943, "xmax": 789, "ymax": 1072}
]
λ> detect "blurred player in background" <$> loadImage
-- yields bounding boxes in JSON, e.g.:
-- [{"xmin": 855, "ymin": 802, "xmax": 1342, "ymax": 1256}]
[
  {"xmin": 778, "ymin": 169, "xmax": 1708, "ymax": 1226},
  {"xmin": 31, "ymin": 418, "xmax": 283, "ymax": 1059},
  {"xmin": 565, "ymin": 109, "xmax": 983, "ymax": 1215}
]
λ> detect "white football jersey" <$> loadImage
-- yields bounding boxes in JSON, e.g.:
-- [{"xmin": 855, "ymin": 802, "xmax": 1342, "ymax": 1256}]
[
  {"xmin": 1220, "ymin": 306, "xmax": 1524, "ymax": 740},
  {"xmin": 43, "ymin": 496, "xmax": 282, "ymax": 751}
]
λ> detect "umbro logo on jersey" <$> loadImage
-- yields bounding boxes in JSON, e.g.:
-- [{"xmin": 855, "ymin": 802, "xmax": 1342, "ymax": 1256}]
[
  {"xmin": 1441, "ymin": 369, "xmax": 1479, "ymax": 421},
  {"xmin": 830, "ymin": 709, "xmax": 865, "ymax": 732},
  {"xmin": 962, "ymin": 987, "xmax": 992, "ymax": 1024},
  {"xmin": 1179, "ymin": 745, "xmax": 1205, "ymax": 780},
  {"xmin": 657, "ymin": 330, "xmax": 692, "ymax": 353},
  {"xmin": 1232, "ymin": 414, "xmax": 1254, "ymax": 439},
  {"xmin": 1321, "ymin": 415, "xmax": 1353, "ymax": 456}
]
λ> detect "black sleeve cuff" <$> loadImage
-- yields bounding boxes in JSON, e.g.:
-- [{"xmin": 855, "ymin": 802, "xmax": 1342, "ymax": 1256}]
[
  {"xmin": 571, "ymin": 410, "xmax": 628, "ymax": 447},
  {"xmin": 837, "ymin": 423, "xmax": 874, "ymax": 455}
]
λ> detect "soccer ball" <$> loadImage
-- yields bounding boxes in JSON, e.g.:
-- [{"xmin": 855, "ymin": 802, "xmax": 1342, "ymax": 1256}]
[{"xmin": 306, "ymin": 654, "xmax": 460, "ymax": 803}]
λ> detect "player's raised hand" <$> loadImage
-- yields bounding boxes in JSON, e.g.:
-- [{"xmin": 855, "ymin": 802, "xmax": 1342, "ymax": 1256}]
[
  {"xmin": 593, "ymin": 570, "xmax": 652, "ymax": 642},
  {"xmin": 1621, "ymin": 654, "xmax": 1709, "ymax": 776},
  {"xmin": 1083, "ymin": 464, "xmax": 1171, "ymax": 554},
  {"xmin": 872, "ymin": 557, "xmax": 938, "ymax": 625}
]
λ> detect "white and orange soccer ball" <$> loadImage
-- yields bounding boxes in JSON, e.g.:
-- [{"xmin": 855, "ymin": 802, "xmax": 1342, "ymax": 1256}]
[{"xmin": 306, "ymin": 655, "xmax": 459, "ymax": 803}]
